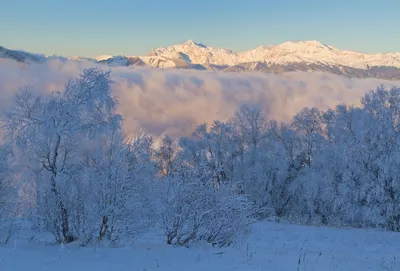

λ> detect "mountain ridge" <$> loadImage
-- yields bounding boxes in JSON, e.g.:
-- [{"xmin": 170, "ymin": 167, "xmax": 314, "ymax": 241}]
[{"xmin": 2, "ymin": 40, "xmax": 400, "ymax": 80}]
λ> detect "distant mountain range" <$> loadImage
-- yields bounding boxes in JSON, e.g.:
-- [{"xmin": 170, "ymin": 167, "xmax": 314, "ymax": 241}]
[{"xmin": 2, "ymin": 40, "xmax": 400, "ymax": 80}]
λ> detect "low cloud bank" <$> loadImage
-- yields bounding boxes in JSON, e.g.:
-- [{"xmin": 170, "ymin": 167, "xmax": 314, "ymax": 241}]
[{"xmin": 1, "ymin": 59, "xmax": 399, "ymax": 138}]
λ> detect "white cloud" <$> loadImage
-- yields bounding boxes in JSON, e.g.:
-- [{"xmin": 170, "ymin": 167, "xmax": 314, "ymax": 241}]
[{"xmin": 0, "ymin": 59, "xmax": 399, "ymax": 138}]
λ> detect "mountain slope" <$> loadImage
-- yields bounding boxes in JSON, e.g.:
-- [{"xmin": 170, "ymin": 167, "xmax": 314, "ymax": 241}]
[{"xmin": 0, "ymin": 45, "xmax": 46, "ymax": 64}]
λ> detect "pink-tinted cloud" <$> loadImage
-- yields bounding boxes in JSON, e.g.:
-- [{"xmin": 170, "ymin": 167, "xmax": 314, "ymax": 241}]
[{"xmin": 0, "ymin": 59, "xmax": 399, "ymax": 138}]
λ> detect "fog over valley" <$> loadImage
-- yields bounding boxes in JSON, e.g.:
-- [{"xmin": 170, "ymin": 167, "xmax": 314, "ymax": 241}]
[{"xmin": 1, "ymin": 59, "xmax": 398, "ymax": 138}]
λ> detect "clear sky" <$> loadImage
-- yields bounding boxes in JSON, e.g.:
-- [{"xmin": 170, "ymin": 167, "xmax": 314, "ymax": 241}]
[{"xmin": 0, "ymin": 0, "xmax": 398, "ymax": 57}]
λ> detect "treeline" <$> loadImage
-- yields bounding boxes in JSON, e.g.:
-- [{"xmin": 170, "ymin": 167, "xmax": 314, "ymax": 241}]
[{"xmin": 0, "ymin": 69, "xmax": 399, "ymax": 247}]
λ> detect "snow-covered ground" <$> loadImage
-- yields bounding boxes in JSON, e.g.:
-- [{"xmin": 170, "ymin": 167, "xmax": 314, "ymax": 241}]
[{"xmin": 1, "ymin": 221, "xmax": 400, "ymax": 271}]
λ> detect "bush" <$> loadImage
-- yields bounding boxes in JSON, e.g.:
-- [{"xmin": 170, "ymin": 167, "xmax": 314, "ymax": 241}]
[{"xmin": 158, "ymin": 166, "xmax": 254, "ymax": 247}]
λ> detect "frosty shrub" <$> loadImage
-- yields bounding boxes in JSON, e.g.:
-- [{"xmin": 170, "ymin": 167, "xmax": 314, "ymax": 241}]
[{"xmin": 158, "ymin": 161, "xmax": 254, "ymax": 247}]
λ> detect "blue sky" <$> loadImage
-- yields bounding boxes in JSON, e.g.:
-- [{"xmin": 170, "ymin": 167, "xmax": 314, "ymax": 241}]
[{"xmin": 0, "ymin": 0, "xmax": 398, "ymax": 57}]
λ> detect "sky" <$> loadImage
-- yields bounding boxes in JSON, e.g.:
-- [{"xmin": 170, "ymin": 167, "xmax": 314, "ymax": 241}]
[{"xmin": 0, "ymin": 0, "xmax": 399, "ymax": 57}]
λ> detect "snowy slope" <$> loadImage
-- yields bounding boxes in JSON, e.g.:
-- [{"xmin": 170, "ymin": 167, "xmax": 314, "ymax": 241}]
[
  {"xmin": 1, "ymin": 221, "xmax": 400, "ymax": 271},
  {"xmin": 94, "ymin": 55, "xmax": 113, "ymax": 61}
]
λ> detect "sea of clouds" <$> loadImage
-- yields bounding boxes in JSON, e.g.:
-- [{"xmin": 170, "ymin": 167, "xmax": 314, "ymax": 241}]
[{"xmin": 1, "ymin": 59, "xmax": 399, "ymax": 138}]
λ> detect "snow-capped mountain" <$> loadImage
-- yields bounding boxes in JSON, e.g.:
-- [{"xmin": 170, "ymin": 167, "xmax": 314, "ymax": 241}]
[
  {"xmin": 147, "ymin": 40, "xmax": 400, "ymax": 69},
  {"xmin": 2, "ymin": 40, "xmax": 400, "ymax": 80},
  {"xmin": 90, "ymin": 40, "xmax": 400, "ymax": 79}
]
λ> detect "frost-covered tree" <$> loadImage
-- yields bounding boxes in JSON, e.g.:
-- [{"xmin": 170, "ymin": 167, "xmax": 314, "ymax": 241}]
[
  {"xmin": 231, "ymin": 104, "xmax": 268, "ymax": 162},
  {"xmin": 291, "ymin": 107, "xmax": 325, "ymax": 167},
  {"xmin": 77, "ymin": 120, "xmax": 155, "ymax": 244},
  {"xmin": 289, "ymin": 87, "xmax": 400, "ymax": 230},
  {"xmin": 0, "ymin": 146, "xmax": 19, "ymax": 244},
  {"xmin": 153, "ymin": 134, "xmax": 179, "ymax": 177},
  {"xmin": 181, "ymin": 121, "xmax": 242, "ymax": 186},
  {"xmin": 229, "ymin": 104, "xmax": 269, "ymax": 209},
  {"xmin": 3, "ymin": 68, "xmax": 118, "ymax": 243}
]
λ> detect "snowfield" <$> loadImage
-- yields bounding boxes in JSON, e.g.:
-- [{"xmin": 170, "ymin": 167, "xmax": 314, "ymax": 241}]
[{"xmin": 1, "ymin": 221, "xmax": 400, "ymax": 271}]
